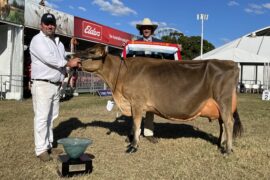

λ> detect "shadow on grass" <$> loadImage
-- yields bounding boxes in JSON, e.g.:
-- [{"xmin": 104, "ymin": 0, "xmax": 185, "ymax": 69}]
[
  {"xmin": 53, "ymin": 117, "xmax": 86, "ymax": 147},
  {"xmin": 155, "ymin": 123, "xmax": 217, "ymax": 145},
  {"xmin": 53, "ymin": 116, "xmax": 218, "ymax": 147},
  {"xmin": 88, "ymin": 116, "xmax": 218, "ymax": 146}
]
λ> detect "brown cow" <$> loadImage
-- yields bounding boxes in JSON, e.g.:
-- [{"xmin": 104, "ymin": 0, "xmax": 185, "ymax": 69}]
[{"xmin": 77, "ymin": 45, "xmax": 243, "ymax": 154}]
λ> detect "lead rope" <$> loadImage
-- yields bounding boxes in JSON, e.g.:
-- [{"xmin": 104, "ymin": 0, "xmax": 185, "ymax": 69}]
[{"xmin": 67, "ymin": 37, "xmax": 78, "ymax": 93}]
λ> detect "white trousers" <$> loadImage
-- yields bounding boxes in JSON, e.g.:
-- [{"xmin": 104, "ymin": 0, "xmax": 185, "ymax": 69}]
[
  {"xmin": 144, "ymin": 112, "xmax": 154, "ymax": 136},
  {"xmin": 31, "ymin": 81, "xmax": 60, "ymax": 156}
]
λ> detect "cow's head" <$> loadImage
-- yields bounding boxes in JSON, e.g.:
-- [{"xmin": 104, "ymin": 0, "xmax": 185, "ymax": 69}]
[{"xmin": 75, "ymin": 44, "xmax": 107, "ymax": 72}]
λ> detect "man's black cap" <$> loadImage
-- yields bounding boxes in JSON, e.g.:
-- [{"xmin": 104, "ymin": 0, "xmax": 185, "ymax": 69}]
[{"xmin": 41, "ymin": 13, "xmax": 56, "ymax": 25}]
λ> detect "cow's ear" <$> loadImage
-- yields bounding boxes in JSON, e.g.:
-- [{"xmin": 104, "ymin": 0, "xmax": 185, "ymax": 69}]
[{"xmin": 93, "ymin": 45, "xmax": 107, "ymax": 58}]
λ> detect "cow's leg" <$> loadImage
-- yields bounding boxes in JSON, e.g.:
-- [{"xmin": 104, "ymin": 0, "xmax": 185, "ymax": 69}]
[
  {"xmin": 218, "ymin": 118, "xmax": 226, "ymax": 149},
  {"xmin": 220, "ymin": 109, "xmax": 234, "ymax": 154},
  {"xmin": 126, "ymin": 105, "xmax": 143, "ymax": 153}
]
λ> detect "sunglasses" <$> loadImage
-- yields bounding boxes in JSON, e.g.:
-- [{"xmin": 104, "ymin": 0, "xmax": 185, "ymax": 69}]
[{"xmin": 142, "ymin": 26, "xmax": 153, "ymax": 30}]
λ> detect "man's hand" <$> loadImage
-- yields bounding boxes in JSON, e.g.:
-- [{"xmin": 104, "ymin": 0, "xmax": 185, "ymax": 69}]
[{"xmin": 66, "ymin": 57, "xmax": 81, "ymax": 68}]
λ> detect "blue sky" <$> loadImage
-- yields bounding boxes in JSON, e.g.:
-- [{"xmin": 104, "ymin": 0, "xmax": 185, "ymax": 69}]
[{"xmin": 41, "ymin": 0, "xmax": 270, "ymax": 48}]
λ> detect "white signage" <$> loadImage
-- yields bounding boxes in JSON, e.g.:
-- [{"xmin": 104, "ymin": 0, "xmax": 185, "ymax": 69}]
[
  {"xmin": 262, "ymin": 90, "xmax": 270, "ymax": 100},
  {"xmin": 84, "ymin": 25, "xmax": 101, "ymax": 37},
  {"xmin": 106, "ymin": 100, "xmax": 114, "ymax": 111},
  {"xmin": 82, "ymin": 21, "xmax": 102, "ymax": 40}
]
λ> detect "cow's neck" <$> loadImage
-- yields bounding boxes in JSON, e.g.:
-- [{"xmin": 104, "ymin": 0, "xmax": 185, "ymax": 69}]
[{"xmin": 99, "ymin": 54, "xmax": 127, "ymax": 93}]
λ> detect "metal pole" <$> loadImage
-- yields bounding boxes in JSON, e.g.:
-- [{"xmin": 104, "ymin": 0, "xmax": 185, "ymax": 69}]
[
  {"xmin": 197, "ymin": 14, "xmax": 208, "ymax": 60},
  {"xmin": 200, "ymin": 18, "xmax": 204, "ymax": 59},
  {"xmin": 266, "ymin": 61, "xmax": 270, "ymax": 90},
  {"xmin": 0, "ymin": 75, "xmax": 3, "ymax": 100}
]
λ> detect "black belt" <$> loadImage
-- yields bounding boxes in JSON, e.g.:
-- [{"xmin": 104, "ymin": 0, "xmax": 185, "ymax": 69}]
[{"xmin": 31, "ymin": 79, "xmax": 62, "ymax": 86}]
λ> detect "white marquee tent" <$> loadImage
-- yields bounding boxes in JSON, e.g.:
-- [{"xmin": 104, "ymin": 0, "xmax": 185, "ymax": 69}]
[
  {"xmin": 194, "ymin": 26, "xmax": 270, "ymax": 88},
  {"xmin": 0, "ymin": 23, "xmax": 24, "ymax": 101}
]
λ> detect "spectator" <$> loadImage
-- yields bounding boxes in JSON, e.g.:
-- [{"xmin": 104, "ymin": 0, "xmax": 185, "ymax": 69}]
[
  {"xmin": 136, "ymin": 18, "xmax": 162, "ymax": 42},
  {"xmin": 135, "ymin": 18, "xmax": 161, "ymax": 143}
]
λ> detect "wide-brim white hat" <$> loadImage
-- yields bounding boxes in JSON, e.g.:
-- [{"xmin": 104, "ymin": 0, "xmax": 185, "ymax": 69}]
[{"xmin": 136, "ymin": 18, "xmax": 158, "ymax": 31}]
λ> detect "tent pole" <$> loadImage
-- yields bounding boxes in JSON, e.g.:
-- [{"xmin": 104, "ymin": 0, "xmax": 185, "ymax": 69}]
[
  {"xmin": 255, "ymin": 65, "xmax": 258, "ymax": 84},
  {"xmin": 266, "ymin": 61, "xmax": 270, "ymax": 90},
  {"xmin": 240, "ymin": 64, "xmax": 243, "ymax": 84}
]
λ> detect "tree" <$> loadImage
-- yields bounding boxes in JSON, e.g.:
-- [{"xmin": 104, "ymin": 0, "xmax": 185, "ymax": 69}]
[{"xmin": 161, "ymin": 34, "xmax": 215, "ymax": 60}]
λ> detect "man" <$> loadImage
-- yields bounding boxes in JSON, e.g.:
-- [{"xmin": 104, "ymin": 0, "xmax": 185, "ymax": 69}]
[
  {"xmin": 136, "ymin": 18, "xmax": 162, "ymax": 42},
  {"xmin": 135, "ymin": 18, "xmax": 162, "ymax": 143},
  {"xmin": 30, "ymin": 13, "xmax": 81, "ymax": 162}
]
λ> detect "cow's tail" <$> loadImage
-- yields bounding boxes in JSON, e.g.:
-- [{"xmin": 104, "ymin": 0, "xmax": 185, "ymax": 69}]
[{"xmin": 233, "ymin": 109, "xmax": 243, "ymax": 138}]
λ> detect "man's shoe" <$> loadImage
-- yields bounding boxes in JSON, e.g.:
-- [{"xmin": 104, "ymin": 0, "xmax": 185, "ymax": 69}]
[
  {"xmin": 37, "ymin": 151, "xmax": 52, "ymax": 162},
  {"xmin": 48, "ymin": 148, "xmax": 63, "ymax": 155}
]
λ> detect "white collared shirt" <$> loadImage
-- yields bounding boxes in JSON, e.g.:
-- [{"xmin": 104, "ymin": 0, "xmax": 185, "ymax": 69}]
[
  {"xmin": 143, "ymin": 37, "xmax": 153, "ymax": 42},
  {"xmin": 30, "ymin": 31, "xmax": 67, "ymax": 82}
]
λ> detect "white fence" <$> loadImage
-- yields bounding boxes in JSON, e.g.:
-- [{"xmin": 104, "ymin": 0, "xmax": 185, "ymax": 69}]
[
  {"xmin": 0, "ymin": 74, "xmax": 24, "ymax": 100},
  {"xmin": 1, "ymin": 72, "xmax": 108, "ymax": 100}
]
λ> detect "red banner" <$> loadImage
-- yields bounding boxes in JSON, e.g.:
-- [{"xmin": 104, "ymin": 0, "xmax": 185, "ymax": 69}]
[{"xmin": 74, "ymin": 17, "xmax": 133, "ymax": 48}]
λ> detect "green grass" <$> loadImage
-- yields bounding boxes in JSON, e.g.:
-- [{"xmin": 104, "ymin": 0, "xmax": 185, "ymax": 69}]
[{"xmin": 0, "ymin": 93, "xmax": 269, "ymax": 179}]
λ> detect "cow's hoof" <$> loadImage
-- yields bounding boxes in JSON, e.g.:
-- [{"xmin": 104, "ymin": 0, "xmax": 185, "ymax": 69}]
[
  {"xmin": 126, "ymin": 146, "xmax": 137, "ymax": 153},
  {"xmin": 226, "ymin": 149, "xmax": 233, "ymax": 154},
  {"xmin": 145, "ymin": 136, "xmax": 158, "ymax": 144},
  {"xmin": 221, "ymin": 148, "xmax": 233, "ymax": 155}
]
